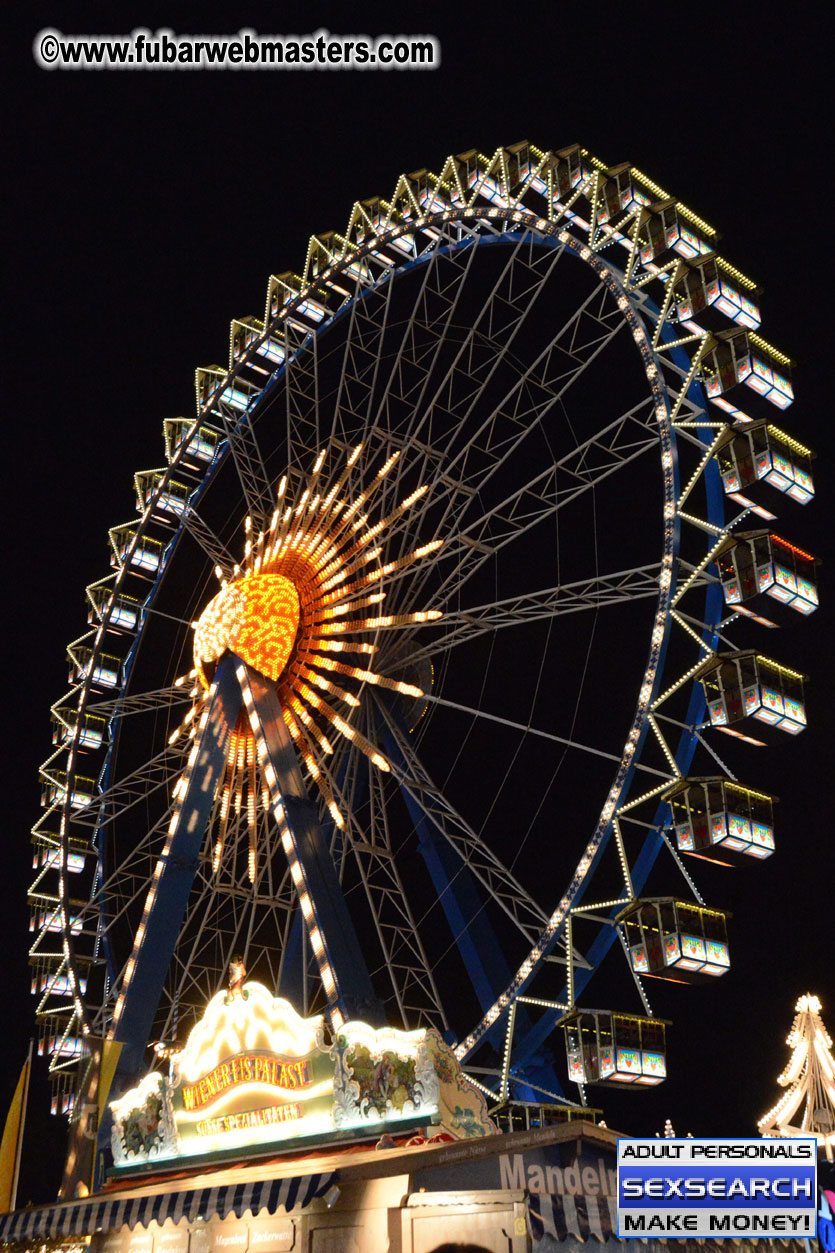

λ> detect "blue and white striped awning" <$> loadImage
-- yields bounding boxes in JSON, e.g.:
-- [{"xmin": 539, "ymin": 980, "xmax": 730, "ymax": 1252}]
[{"xmin": 0, "ymin": 1171, "xmax": 335, "ymax": 1245}]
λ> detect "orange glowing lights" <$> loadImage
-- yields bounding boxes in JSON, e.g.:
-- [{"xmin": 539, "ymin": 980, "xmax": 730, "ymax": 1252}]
[
  {"xmin": 194, "ymin": 573, "xmax": 300, "ymax": 686},
  {"xmin": 177, "ymin": 443, "xmax": 442, "ymax": 880}
]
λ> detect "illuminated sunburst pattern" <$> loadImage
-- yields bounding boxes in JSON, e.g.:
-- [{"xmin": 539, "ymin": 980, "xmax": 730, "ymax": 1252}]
[
  {"xmin": 194, "ymin": 574, "xmax": 301, "ymax": 685},
  {"xmin": 174, "ymin": 444, "xmax": 442, "ymax": 881}
]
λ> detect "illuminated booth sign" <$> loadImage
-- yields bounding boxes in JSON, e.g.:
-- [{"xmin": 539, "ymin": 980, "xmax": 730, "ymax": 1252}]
[{"xmin": 109, "ymin": 983, "xmax": 490, "ymax": 1170}]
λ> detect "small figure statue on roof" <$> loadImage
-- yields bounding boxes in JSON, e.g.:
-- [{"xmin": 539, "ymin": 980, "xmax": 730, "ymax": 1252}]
[{"xmin": 228, "ymin": 954, "xmax": 247, "ymax": 1002}]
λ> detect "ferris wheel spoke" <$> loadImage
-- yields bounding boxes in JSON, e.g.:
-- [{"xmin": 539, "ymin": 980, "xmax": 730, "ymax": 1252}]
[
  {"xmin": 366, "ymin": 765, "xmax": 448, "ymax": 1028},
  {"xmin": 84, "ymin": 685, "xmax": 192, "ymax": 719},
  {"xmin": 320, "ymin": 231, "xmax": 493, "ymax": 499},
  {"xmin": 329, "ymin": 259, "xmax": 410, "ymax": 455},
  {"xmin": 372, "ymin": 693, "xmax": 549, "ymax": 944},
  {"xmin": 401, "ymin": 384, "xmax": 653, "ymax": 553},
  {"xmin": 376, "ymin": 235, "xmax": 568, "ymax": 508},
  {"xmin": 365, "ymin": 234, "xmax": 486, "ymax": 479},
  {"xmin": 159, "ymin": 872, "xmax": 273, "ymax": 1038},
  {"xmin": 416, "ymin": 417, "xmax": 659, "ymax": 609},
  {"xmin": 325, "ymin": 413, "xmax": 656, "ymax": 618},
  {"xmin": 280, "ymin": 316, "xmax": 323, "ymax": 470},
  {"xmin": 92, "ymin": 825, "xmax": 174, "ymax": 933},
  {"xmin": 381, "ymin": 252, "xmax": 616, "ymax": 536},
  {"xmin": 398, "ymin": 563, "xmax": 663, "ymax": 666},
  {"xmin": 401, "ymin": 280, "xmax": 619, "ymax": 506},
  {"xmin": 418, "ymin": 690, "xmax": 671, "ymax": 779},
  {"xmin": 428, "ymin": 275, "xmax": 618, "ymax": 486},
  {"xmin": 328, "ymin": 709, "xmax": 447, "ymax": 1029},
  {"xmin": 216, "ymin": 401, "xmax": 275, "ymax": 528},
  {"xmin": 156, "ymin": 802, "xmax": 299, "ymax": 1041},
  {"xmin": 279, "ymin": 247, "xmax": 410, "ymax": 470},
  {"xmin": 159, "ymin": 873, "xmax": 228, "ymax": 1006},
  {"xmin": 389, "ymin": 339, "xmax": 657, "ymax": 611},
  {"xmin": 71, "ymin": 743, "xmax": 187, "ymax": 828},
  {"xmin": 179, "ymin": 505, "xmax": 237, "ymax": 578}
]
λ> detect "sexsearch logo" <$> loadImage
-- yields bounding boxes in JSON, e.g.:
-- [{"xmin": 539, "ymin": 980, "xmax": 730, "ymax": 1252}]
[{"xmin": 616, "ymin": 1137, "xmax": 817, "ymax": 1238}]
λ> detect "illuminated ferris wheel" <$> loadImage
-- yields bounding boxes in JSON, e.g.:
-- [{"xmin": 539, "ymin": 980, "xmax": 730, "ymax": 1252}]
[{"xmin": 31, "ymin": 143, "xmax": 818, "ymax": 1122}]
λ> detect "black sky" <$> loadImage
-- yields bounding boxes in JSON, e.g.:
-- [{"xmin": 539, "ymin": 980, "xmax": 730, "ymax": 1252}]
[{"xmin": 3, "ymin": 0, "xmax": 833, "ymax": 1204}]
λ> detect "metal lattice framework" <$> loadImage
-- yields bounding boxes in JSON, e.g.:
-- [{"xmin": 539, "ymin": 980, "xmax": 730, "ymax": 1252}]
[{"xmin": 29, "ymin": 142, "xmax": 815, "ymax": 1121}]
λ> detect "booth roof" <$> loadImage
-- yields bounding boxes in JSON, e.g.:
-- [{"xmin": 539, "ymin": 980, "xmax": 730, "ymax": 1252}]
[
  {"xmin": 3, "ymin": 1122, "xmax": 804, "ymax": 1249},
  {"xmin": 0, "ymin": 1119, "xmax": 612, "ymax": 1245}
]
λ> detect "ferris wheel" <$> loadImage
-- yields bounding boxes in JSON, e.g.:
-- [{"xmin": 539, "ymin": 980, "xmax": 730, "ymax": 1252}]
[{"xmin": 31, "ymin": 143, "xmax": 817, "ymax": 1124}]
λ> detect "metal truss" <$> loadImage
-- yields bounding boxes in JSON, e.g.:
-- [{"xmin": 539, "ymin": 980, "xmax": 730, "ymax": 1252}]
[{"xmin": 403, "ymin": 564, "xmax": 662, "ymax": 663}]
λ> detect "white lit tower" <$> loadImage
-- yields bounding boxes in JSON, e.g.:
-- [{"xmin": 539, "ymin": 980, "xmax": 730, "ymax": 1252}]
[{"xmin": 759, "ymin": 994, "xmax": 835, "ymax": 1162}]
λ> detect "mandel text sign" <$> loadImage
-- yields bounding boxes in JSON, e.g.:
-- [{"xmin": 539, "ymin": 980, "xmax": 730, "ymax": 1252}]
[{"xmin": 617, "ymin": 1137, "xmax": 817, "ymax": 1237}]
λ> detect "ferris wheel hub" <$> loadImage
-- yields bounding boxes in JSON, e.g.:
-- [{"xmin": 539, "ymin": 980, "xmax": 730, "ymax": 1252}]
[{"xmin": 193, "ymin": 572, "xmax": 300, "ymax": 687}]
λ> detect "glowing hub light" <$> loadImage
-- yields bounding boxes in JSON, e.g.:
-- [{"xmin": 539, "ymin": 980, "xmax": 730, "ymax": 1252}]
[
  {"xmin": 166, "ymin": 443, "xmax": 441, "ymax": 904},
  {"xmin": 194, "ymin": 573, "xmax": 300, "ymax": 686}
]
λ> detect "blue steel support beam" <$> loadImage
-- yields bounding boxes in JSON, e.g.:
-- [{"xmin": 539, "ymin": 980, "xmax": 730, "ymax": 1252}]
[
  {"xmin": 111, "ymin": 654, "xmax": 242, "ymax": 1083},
  {"xmin": 379, "ymin": 715, "xmax": 554, "ymax": 1097},
  {"xmin": 237, "ymin": 661, "xmax": 384, "ymax": 1026},
  {"xmin": 379, "ymin": 721, "xmax": 512, "ymax": 1020},
  {"xmin": 278, "ymin": 756, "xmax": 353, "ymax": 1008},
  {"xmin": 277, "ymin": 910, "xmax": 307, "ymax": 1008}
]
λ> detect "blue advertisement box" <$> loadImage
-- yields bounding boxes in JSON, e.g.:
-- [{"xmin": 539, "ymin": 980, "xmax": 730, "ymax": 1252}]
[{"xmin": 616, "ymin": 1137, "xmax": 817, "ymax": 1238}]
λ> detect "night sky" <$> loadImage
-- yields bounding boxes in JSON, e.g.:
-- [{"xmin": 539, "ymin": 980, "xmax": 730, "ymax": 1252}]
[{"xmin": 4, "ymin": 1, "xmax": 833, "ymax": 1205}]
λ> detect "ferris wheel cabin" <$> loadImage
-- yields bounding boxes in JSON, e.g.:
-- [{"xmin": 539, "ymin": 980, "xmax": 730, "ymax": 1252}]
[
  {"xmin": 135, "ymin": 471, "xmax": 191, "ymax": 520},
  {"xmin": 717, "ymin": 531, "xmax": 819, "ymax": 621},
  {"xmin": 86, "ymin": 584, "xmax": 141, "ymax": 633},
  {"xmin": 674, "ymin": 256, "xmax": 761, "ymax": 333},
  {"xmin": 665, "ymin": 776, "xmax": 776, "ymax": 863},
  {"xmin": 703, "ymin": 329, "xmax": 794, "ymax": 410},
  {"xmin": 51, "ymin": 709, "xmax": 107, "ymax": 752},
  {"xmin": 698, "ymin": 650, "xmax": 808, "ymax": 744},
  {"xmin": 67, "ymin": 642, "xmax": 121, "ymax": 690},
  {"xmin": 562, "ymin": 1009, "xmax": 667, "ymax": 1088},
  {"xmin": 40, "ymin": 768, "xmax": 95, "ymax": 812},
  {"xmin": 163, "ymin": 418, "xmax": 221, "ymax": 469},
  {"xmin": 714, "ymin": 421, "xmax": 815, "ymax": 518},
  {"xmin": 594, "ymin": 163, "xmax": 652, "ymax": 224},
  {"xmin": 109, "ymin": 524, "xmax": 165, "ymax": 577},
  {"xmin": 619, "ymin": 898, "xmax": 731, "ymax": 983},
  {"xmin": 639, "ymin": 200, "xmax": 712, "ymax": 266},
  {"xmin": 454, "ymin": 143, "xmax": 586, "ymax": 206},
  {"xmin": 31, "ymin": 830, "xmax": 86, "ymax": 876}
]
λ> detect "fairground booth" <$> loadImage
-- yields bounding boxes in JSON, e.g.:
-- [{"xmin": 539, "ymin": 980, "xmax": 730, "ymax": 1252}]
[{"xmin": 0, "ymin": 978, "xmax": 820, "ymax": 1253}]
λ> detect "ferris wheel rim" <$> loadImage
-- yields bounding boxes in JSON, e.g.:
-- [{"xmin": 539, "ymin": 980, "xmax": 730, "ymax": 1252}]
[
  {"xmin": 41, "ymin": 152, "xmax": 749, "ymax": 1098},
  {"xmin": 54, "ymin": 222, "xmax": 692, "ymax": 1038}
]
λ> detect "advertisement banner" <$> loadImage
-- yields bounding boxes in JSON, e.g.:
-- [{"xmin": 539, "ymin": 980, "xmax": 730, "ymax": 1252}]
[{"xmin": 616, "ymin": 1137, "xmax": 817, "ymax": 1238}]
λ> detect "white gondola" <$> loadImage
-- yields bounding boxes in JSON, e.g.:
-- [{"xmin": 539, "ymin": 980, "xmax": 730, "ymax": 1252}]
[
  {"xmin": 620, "ymin": 898, "xmax": 731, "ymax": 984},
  {"xmin": 699, "ymin": 650, "xmax": 807, "ymax": 744},
  {"xmin": 714, "ymin": 420, "xmax": 814, "ymax": 516},
  {"xmin": 666, "ymin": 776, "xmax": 776, "ymax": 863},
  {"xmin": 563, "ymin": 1009, "xmax": 667, "ymax": 1088},
  {"xmin": 718, "ymin": 531, "xmax": 818, "ymax": 619}
]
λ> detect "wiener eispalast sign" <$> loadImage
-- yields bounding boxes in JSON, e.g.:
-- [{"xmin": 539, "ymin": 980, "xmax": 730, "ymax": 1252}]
[{"xmin": 109, "ymin": 982, "xmax": 494, "ymax": 1169}]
